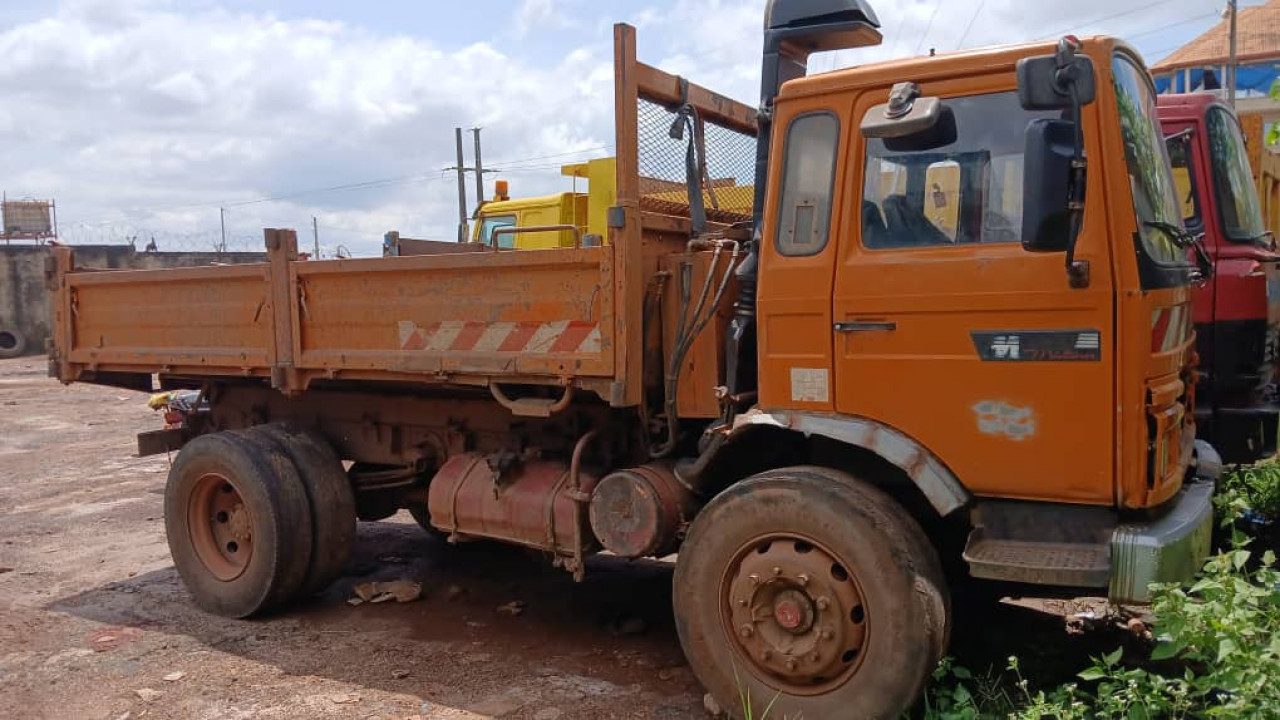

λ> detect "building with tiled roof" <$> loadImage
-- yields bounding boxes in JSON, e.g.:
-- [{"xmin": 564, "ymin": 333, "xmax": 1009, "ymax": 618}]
[{"xmin": 1151, "ymin": 0, "xmax": 1280, "ymax": 110}]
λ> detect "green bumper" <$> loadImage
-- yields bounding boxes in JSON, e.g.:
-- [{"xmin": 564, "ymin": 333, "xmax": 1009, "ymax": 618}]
[{"xmin": 1109, "ymin": 480, "xmax": 1214, "ymax": 604}]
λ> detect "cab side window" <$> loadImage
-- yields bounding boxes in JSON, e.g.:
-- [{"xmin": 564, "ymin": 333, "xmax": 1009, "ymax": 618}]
[
  {"xmin": 478, "ymin": 214, "xmax": 517, "ymax": 248},
  {"xmin": 775, "ymin": 112, "xmax": 840, "ymax": 257},
  {"xmin": 1165, "ymin": 133, "xmax": 1201, "ymax": 229},
  {"xmin": 861, "ymin": 91, "xmax": 1057, "ymax": 248}
]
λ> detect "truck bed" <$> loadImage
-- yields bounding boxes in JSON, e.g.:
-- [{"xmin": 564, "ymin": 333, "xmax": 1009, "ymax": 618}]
[
  {"xmin": 50, "ymin": 236, "xmax": 617, "ymax": 398},
  {"xmin": 48, "ymin": 24, "xmax": 757, "ymax": 412}
]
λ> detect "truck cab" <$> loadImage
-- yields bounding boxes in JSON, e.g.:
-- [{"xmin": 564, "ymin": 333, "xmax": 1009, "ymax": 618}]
[
  {"xmin": 750, "ymin": 37, "xmax": 1210, "ymax": 513},
  {"xmin": 1159, "ymin": 93, "xmax": 1279, "ymax": 463},
  {"xmin": 470, "ymin": 158, "xmax": 616, "ymax": 249}
]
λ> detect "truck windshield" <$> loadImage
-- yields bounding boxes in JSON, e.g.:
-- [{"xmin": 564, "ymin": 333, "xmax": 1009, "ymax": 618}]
[
  {"xmin": 1206, "ymin": 106, "xmax": 1267, "ymax": 243},
  {"xmin": 1112, "ymin": 54, "xmax": 1185, "ymax": 266}
]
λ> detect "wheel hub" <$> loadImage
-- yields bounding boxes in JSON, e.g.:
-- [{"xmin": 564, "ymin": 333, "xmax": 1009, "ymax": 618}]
[
  {"xmin": 723, "ymin": 537, "xmax": 868, "ymax": 694},
  {"xmin": 772, "ymin": 589, "xmax": 814, "ymax": 634},
  {"xmin": 188, "ymin": 473, "xmax": 254, "ymax": 581}
]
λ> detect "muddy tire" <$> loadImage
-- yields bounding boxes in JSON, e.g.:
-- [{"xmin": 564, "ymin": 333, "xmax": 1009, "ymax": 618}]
[
  {"xmin": 0, "ymin": 328, "xmax": 26, "ymax": 359},
  {"xmin": 673, "ymin": 466, "xmax": 949, "ymax": 719},
  {"xmin": 164, "ymin": 431, "xmax": 314, "ymax": 618},
  {"xmin": 408, "ymin": 505, "xmax": 437, "ymax": 535},
  {"xmin": 245, "ymin": 424, "xmax": 356, "ymax": 598}
]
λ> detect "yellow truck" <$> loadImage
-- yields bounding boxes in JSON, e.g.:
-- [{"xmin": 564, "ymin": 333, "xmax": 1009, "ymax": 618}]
[
  {"xmin": 467, "ymin": 156, "xmax": 755, "ymax": 250},
  {"xmin": 471, "ymin": 159, "xmax": 616, "ymax": 249}
]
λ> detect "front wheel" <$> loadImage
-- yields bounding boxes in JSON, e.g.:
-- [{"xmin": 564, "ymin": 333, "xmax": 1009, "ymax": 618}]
[{"xmin": 673, "ymin": 466, "xmax": 949, "ymax": 719}]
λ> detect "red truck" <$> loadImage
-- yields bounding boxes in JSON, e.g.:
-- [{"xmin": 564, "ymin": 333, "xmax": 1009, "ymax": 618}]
[{"xmin": 1160, "ymin": 93, "xmax": 1280, "ymax": 464}]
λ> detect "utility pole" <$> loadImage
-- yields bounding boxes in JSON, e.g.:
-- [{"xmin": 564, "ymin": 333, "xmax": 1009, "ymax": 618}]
[
  {"xmin": 453, "ymin": 127, "xmax": 469, "ymax": 243},
  {"xmin": 472, "ymin": 128, "xmax": 486, "ymax": 206},
  {"xmin": 312, "ymin": 216, "xmax": 320, "ymax": 259},
  {"xmin": 1228, "ymin": 0, "xmax": 1238, "ymax": 108},
  {"xmin": 219, "ymin": 207, "xmax": 226, "ymax": 253},
  {"xmin": 445, "ymin": 127, "xmax": 498, "ymax": 241}
]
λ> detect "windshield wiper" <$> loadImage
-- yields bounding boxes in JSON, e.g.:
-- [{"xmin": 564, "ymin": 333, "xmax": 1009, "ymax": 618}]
[
  {"xmin": 1144, "ymin": 220, "xmax": 1212, "ymax": 281},
  {"xmin": 1143, "ymin": 220, "xmax": 1196, "ymax": 247}
]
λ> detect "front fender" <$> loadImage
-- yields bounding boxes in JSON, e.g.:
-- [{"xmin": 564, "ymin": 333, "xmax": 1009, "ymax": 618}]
[{"xmin": 731, "ymin": 409, "xmax": 971, "ymax": 516}]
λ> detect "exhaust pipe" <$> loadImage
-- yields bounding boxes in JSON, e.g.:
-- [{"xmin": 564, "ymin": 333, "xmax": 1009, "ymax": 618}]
[{"xmin": 727, "ymin": 0, "xmax": 883, "ymax": 397}]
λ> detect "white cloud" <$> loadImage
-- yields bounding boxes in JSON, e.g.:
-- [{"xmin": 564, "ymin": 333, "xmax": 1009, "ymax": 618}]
[
  {"xmin": 0, "ymin": 0, "xmax": 1235, "ymax": 255},
  {"xmin": 516, "ymin": 0, "xmax": 570, "ymax": 39},
  {"xmin": 0, "ymin": 1, "xmax": 615, "ymax": 255}
]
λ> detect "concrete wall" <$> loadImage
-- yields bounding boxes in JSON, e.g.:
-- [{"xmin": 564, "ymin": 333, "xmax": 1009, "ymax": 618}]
[{"xmin": 0, "ymin": 244, "xmax": 266, "ymax": 357}]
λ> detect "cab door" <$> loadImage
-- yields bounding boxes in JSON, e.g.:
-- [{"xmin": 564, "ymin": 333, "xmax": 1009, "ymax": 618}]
[
  {"xmin": 833, "ymin": 84, "xmax": 1115, "ymax": 504},
  {"xmin": 756, "ymin": 99, "xmax": 849, "ymax": 414}
]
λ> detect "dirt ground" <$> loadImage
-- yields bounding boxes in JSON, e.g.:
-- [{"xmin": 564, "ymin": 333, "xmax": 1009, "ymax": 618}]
[{"xmin": 0, "ymin": 355, "xmax": 1136, "ymax": 720}]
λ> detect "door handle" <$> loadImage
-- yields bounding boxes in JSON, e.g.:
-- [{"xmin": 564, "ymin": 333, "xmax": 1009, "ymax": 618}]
[{"xmin": 834, "ymin": 321, "xmax": 897, "ymax": 333}]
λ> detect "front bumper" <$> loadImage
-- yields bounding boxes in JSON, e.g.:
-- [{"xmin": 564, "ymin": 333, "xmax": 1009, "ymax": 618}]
[{"xmin": 1109, "ymin": 479, "xmax": 1214, "ymax": 604}]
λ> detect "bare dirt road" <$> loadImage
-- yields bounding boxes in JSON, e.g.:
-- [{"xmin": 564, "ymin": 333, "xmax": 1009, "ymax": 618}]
[
  {"xmin": 0, "ymin": 356, "xmax": 705, "ymax": 720},
  {"xmin": 0, "ymin": 355, "xmax": 1136, "ymax": 720}
]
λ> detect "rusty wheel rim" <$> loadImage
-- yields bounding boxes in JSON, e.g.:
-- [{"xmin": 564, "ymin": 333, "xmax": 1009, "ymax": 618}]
[
  {"xmin": 720, "ymin": 534, "xmax": 869, "ymax": 695},
  {"xmin": 187, "ymin": 472, "xmax": 253, "ymax": 581}
]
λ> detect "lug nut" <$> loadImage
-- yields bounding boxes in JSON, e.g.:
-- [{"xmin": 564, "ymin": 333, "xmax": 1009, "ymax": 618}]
[
  {"xmin": 808, "ymin": 651, "xmax": 820, "ymax": 662},
  {"xmin": 772, "ymin": 566, "xmax": 782, "ymax": 576},
  {"xmin": 796, "ymin": 573, "xmax": 809, "ymax": 586},
  {"xmin": 816, "ymin": 596, "xmax": 830, "ymax": 611},
  {"xmin": 820, "ymin": 629, "xmax": 834, "ymax": 641},
  {"xmin": 785, "ymin": 658, "xmax": 798, "ymax": 671},
  {"xmin": 739, "ymin": 624, "xmax": 754, "ymax": 638}
]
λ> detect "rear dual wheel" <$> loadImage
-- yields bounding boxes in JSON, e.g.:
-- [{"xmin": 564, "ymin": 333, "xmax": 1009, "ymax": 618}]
[
  {"xmin": 673, "ymin": 466, "xmax": 949, "ymax": 719},
  {"xmin": 245, "ymin": 425, "xmax": 357, "ymax": 598},
  {"xmin": 165, "ymin": 426, "xmax": 355, "ymax": 618}
]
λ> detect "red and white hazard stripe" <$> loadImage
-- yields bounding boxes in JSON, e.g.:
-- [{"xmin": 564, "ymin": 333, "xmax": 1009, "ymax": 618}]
[
  {"xmin": 1150, "ymin": 305, "xmax": 1190, "ymax": 353},
  {"xmin": 397, "ymin": 320, "xmax": 601, "ymax": 355}
]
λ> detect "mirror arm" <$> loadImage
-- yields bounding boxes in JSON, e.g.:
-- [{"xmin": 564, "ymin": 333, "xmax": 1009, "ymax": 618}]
[{"xmin": 1063, "ymin": 80, "xmax": 1090, "ymax": 289}]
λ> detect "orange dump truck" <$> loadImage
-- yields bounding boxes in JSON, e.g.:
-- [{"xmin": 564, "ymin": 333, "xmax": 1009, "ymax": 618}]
[{"xmin": 49, "ymin": 2, "xmax": 1221, "ymax": 715}]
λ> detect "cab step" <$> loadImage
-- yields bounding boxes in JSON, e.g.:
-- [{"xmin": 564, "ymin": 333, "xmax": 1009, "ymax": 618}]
[
  {"xmin": 963, "ymin": 535, "xmax": 1110, "ymax": 587},
  {"xmin": 962, "ymin": 500, "xmax": 1116, "ymax": 588}
]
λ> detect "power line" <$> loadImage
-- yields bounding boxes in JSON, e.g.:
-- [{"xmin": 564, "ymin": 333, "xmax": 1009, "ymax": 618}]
[
  {"xmin": 224, "ymin": 174, "xmax": 444, "ymax": 208},
  {"xmin": 1034, "ymin": 0, "xmax": 1182, "ymax": 40},
  {"xmin": 913, "ymin": 0, "xmax": 943, "ymax": 56},
  {"xmin": 484, "ymin": 145, "xmax": 614, "ymax": 170},
  {"xmin": 61, "ymin": 173, "xmax": 448, "ymax": 226},
  {"xmin": 1124, "ymin": 11, "xmax": 1230, "ymax": 60},
  {"xmin": 955, "ymin": 0, "xmax": 988, "ymax": 50},
  {"xmin": 1126, "ymin": 11, "xmax": 1218, "ymax": 40},
  {"xmin": 61, "ymin": 143, "xmax": 614, "ymax": 228}
]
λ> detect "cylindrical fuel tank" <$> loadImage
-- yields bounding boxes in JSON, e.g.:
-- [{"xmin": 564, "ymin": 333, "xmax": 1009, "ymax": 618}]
[
  {"xmin": 588, "ymin": 463, "xmax": 698, "ymax": 558},
  {"xmin": 426, "ymin": 453, "xmax": 597, "ymax": 554}
]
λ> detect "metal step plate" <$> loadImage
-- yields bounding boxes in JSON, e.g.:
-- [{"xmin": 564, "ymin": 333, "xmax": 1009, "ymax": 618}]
[{"xmin": 963, "ymin": 534, "xmax": 1110, "ymax": 587}]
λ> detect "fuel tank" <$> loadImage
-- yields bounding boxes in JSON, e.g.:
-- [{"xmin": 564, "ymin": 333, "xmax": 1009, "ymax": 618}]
[{"xmin": 426, "ymin": 453, "xmax": 598, "ymax": 555}]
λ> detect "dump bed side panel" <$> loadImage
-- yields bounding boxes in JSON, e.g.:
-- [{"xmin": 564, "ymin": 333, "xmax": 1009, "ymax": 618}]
[
  {"xmin": 291, "ymin": 247, "xmax": 613, "ymax": 378},
  {"xmin": 61, "ymin": 262, "xmax": 273, "ymax": 376},
  {"xmin": 50, "ymin": 235, "xmax": 616, "ymax": 396}
]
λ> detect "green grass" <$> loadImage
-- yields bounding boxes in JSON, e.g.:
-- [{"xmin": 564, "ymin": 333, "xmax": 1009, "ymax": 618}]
[{"xmin": 913, "ymin": 461, "xmax": 1280, "ymax": 719}]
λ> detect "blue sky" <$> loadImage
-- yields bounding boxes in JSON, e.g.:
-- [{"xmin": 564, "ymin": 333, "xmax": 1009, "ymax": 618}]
[{"xmin": 0, "ymin": 0, "xmax": 1260, "ymax": 255}]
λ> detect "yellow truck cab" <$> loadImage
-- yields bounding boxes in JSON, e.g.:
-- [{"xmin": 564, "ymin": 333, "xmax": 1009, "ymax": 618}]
[{"xmin": 472, "ymin": 158, "xmax": 616, "ymax": 249}]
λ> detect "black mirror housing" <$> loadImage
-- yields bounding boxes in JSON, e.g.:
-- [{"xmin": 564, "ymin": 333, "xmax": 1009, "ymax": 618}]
[
  {"xmin": 1017, "ymin": 55, "xmax": 1096, "ymax": 110},
  {"xmin": 1022, "ymin": 119, "xmax": 1077, "ymax": 252},
  {"xmin": 884, "ymin": 106, "xmax": 956, "ymax": 152}
]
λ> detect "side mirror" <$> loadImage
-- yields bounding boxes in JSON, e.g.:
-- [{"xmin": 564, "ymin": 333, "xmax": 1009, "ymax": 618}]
[
  {"xmin": 1016, "ymin": 39, "xmax": 1096, "ymax": 110},
  {"xmin": 1022, "ymin": 119, "xmax": 1076, "ymax": 252}
]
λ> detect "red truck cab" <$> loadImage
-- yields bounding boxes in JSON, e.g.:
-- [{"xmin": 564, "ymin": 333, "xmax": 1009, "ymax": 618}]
[{"xmin": 1159, "ymin": 93, "xmax": 1280, "ymax": 463}]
